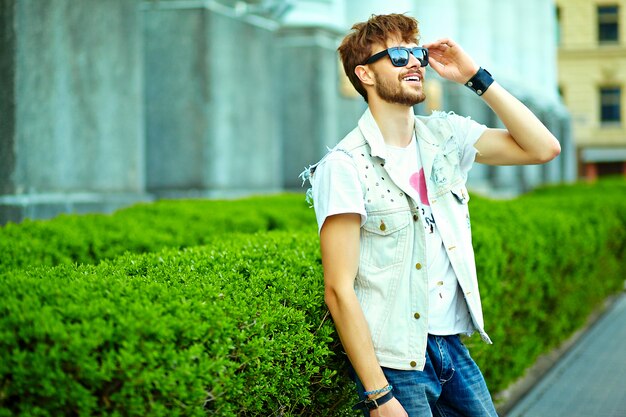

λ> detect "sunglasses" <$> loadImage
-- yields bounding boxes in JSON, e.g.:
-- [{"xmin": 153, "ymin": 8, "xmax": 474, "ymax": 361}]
[{"xmin": 364, "ymin": 46, "xmax": 429, "ymax": 68}]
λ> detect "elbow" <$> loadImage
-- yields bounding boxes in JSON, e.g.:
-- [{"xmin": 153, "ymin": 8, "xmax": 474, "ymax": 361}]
[
  {"xmin": 324, "ymin": 286, "xmax": 340, "ymax": 312},
  {"xmin": 535, "ymin": 137, "xmax": 561, "ymax": 164},
  {"xmin": 324, "ymin": 283, "xmax": 352, "ymax": 313}
]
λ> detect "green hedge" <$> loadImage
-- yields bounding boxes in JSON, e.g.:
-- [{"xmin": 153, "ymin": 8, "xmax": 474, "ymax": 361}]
[
  {"xmin": 0, "ymin": 194, "xmax": 316, "ymax": 275},
  {"xmin": 1, "ymin": 179, "xmax": 625, "ymax": 416},
  {"xmin": 467, "ymin": 178, "xmax": 626, "ymax": 392},
  {"xmin": 1, "ymin": 232, "xmax": 356, "ymax": 416}
]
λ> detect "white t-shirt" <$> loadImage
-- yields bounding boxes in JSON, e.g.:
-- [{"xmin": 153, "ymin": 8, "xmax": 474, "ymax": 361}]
[
  {"xmin": 386, "ymin": 135, "xmax": 471, "ymax": 335},
  {"xmin": 312, "ymin": 115, "xmax": 486, "ymax": 335}
]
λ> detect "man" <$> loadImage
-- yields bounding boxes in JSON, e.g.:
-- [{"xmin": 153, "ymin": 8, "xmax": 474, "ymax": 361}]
[{"xmin": 301, "ymin": 13, "xmax": 560, "ymax": 417}]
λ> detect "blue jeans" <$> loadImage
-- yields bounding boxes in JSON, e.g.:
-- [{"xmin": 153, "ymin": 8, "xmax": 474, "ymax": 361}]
[{"xmin": 352, "ymin": 335, "xmax": 498, "ymax": 417}]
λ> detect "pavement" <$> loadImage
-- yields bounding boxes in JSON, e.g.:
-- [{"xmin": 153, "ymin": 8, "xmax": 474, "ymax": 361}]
[{"xmin": 504, "ymin": 292, "xmax": 626, "ymax": 417}]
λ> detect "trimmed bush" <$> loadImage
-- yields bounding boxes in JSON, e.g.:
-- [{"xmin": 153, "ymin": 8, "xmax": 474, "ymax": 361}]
[
  {"xmin": 1, "ymin": 232, "xmax": 355, "ymax": 416},
  {"xmin": 466, "ymin": 179, "xmax": 626, "ymax": 392},
  {"xmin": 1, "ymin": 179, "xmax": 625, "ymax": 415},
  {"xmin": 0, "ymin": 194, "xmax": 316, "ymax": 275}
]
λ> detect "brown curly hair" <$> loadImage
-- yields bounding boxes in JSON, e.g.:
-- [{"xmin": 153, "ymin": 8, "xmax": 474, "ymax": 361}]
[{"xmin": 337, "ymin": 14, "xmax": 421, "ymax": 102}]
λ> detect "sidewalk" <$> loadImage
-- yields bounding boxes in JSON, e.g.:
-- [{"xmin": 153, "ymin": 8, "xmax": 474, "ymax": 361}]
[{"xmin": 504, "ymin": 292, "xmax": 626, "ymax": 417}]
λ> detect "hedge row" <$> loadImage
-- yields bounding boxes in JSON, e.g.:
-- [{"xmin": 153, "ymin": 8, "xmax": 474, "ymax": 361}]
[
  {"xmin": 1, "ymin": 179, "xmax": 625, "ymax": 416},
  {"xmin": 1, "ymin": 232, "xmax": 357, "ymax": 417},
  {"xmin": 467, "ymin": 179, "xmax": 626, "ymax": 392},
  {"xmin": 0, "ymin": 194, "xmax": 316, "ymax": 275}
]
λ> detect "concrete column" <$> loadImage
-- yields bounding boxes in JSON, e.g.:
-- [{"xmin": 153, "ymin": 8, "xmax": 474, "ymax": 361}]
[
  {"xmin": 542, "ymin": 102, "xmax": 572, "ymax": 184},
  {"xmin": 559, "ymin": 111, "xmax": 578, "ymax": 182},
  {"xmin": 491, "ymin": 1, "xmax": 522, "ymax": 85},
  {"xmin": 0, "ymin": 2, "xmax": 16, "ymax": 196},
  {"xmin": 528, "ymin": 0, "xmax": 555, "ymax": 92},
  {"xmin": 277, "ymin": 0, "xmax": 365, "ymax": 189},
  {"xmin": 143, "ymin": 3, "xmax": 282, "ymax": 197},
  {"xmin": 282, "ymin": 0, "xmax": 345, "ymax": 31},
  {"xmin": 456, "ymin": 0, "xmax": 493, "ymax": 68},
  {"xmin": 206, "ymin": 11, "xmax": 282, "ymax": 194},
  {"xmin": 0, "ymin": 1, "xmax": 18, "ymax": 223},
  {"xmin": 277, "ymin": 26, "xmax": 364, "ymax": 189},
  {"xmin": 143, "ymin": 7, "xmax": 208, "ymax": 195},
  {"xmin": 416, "ymin": 0, "xmax": 460, "ymax": 42},
  {"xmin": 1, "ymin": 0, "xmax": 147, "ymax": 224},
  {"xmin": 343, "ymin": 0, "xmax": 416, "ymax": 26}
]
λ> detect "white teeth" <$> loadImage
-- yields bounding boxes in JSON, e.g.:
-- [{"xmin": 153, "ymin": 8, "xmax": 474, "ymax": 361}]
[{"xmin": 405, "ymin": 76, "xmax": 420, "ymax": 81}]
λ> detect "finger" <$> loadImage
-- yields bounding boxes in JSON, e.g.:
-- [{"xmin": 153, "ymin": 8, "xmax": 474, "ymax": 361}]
[
  {"xmin": 428, "ymin": 51, "xmax": 450, "ymax": 65},
  {"xmin": 428, "ymin": 50, "xmax": 447, "ymax": 59},
  {"xmin": 422, "ymin": 42, "xmax": 446, "ymax": 52},
  {"xmin": 434, "ymin": 38, "xmax": 457, "ymax": 48},
  {"xmin": 423, "ymin": 38, "xmax": 456, "ymax": 49}
]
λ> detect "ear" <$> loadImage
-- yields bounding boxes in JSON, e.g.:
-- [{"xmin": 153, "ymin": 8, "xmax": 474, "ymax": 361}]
[{"xmin": 354, "ymin": 65, "xmax": 375, "ymax": 87}]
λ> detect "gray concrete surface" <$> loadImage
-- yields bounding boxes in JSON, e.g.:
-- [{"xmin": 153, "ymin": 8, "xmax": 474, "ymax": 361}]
[{"xmin": 505, "ymin": 292, "xmax": 626, "ymax": 417}]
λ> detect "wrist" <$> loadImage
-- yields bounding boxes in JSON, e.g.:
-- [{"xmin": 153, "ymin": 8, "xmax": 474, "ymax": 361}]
[
  {"xmin": 464, "ymin": 67, "xmax": 494, "ymax": 96},
  {"xmin": 364, "ymin": 383, "xmax": 393, "ymax": 399},
  {"xmin": 353, "ymin": 390, "xmax": 395, "ymax": 411}
]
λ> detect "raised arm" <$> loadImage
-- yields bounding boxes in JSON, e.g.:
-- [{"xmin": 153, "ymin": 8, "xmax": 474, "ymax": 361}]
[
  {"xmin": 423, "ymin": 38, "xmax": 561, "ymax": 166},
  {"xmin": 320, "ymin": 213, "xmax": 407, "ymax": 416}
]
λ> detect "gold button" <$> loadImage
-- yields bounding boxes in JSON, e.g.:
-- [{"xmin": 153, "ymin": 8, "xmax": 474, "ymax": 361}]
[
  {"xmin": 379, "ymin": 221, "xmax": 386, "ymax": 231},
  {"xmin": 415, "ymin": 263, "xmax": 422, "ymax": 270},
  {"xmin": 437, "ymin": 281, "xmax": 444, "ymax": 286},
  {"xmin": 413, "ymin": 214, "xmax": 419, "ymax": 221},
  {"xmin": 410, "ymin": 361, "xmax": 417, "ymax": 367},
  {"xmin": 414, "ymin": 312, "xmax": 420, "ymax": 319}
]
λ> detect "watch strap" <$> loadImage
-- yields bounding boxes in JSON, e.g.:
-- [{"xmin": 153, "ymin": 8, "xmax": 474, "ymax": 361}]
[
  {"xmin": 352, "ymin": 391, "xmax": 395, "ymax": 411},
  {"xmin": 465, "ymin": 67, "xmax": 494, "ymax": 96}
]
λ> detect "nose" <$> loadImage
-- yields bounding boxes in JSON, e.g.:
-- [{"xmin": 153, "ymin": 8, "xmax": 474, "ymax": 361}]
[{"xmin": 406, "ymin": 51, "xmax": 421, "ymax": 68}]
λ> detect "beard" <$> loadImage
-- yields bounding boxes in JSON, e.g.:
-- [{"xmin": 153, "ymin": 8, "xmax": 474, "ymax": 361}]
[{"xmin": 373, "ymin": 72, "xmax": 426, "ymax": 106}]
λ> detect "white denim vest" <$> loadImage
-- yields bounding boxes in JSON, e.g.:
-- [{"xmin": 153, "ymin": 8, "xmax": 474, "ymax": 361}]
[{"xmin": 304, "ymin": 109, "xmax": 492, "ymax": 371}]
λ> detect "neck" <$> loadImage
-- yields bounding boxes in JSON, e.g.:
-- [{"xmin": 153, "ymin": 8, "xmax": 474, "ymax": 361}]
[{"xmin": 368, "ymin": 100, "xmax": 415, "ymax": 148}]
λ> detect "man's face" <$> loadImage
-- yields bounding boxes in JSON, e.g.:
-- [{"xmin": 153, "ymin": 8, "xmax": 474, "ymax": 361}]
[{"xmin": 368, "ymin": 39, "xmax": 427, "ymax": 106}]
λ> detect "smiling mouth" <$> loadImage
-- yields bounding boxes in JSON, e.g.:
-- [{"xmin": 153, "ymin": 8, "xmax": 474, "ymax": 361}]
[{"xmin": 402, "ymin": 73, "xmax": 421, "ymax": 82}]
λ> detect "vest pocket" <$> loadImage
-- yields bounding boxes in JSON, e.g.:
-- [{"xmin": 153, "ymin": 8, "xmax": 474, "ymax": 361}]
[{"xmin": 360, "ymin": 211, "xmax": 410, "ymax": 270}]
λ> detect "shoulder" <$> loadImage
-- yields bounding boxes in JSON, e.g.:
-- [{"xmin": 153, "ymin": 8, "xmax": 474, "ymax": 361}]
[
  {"xmin": 310, "ymin": 127, "xmax": 367, "ymax": 175},
  {"xmin": 299, "ymin": 127, "xmax": 365, "ymax": 199},
  {"xmin": 335, "ymin": 126, "xmax": 368, "ymax": 154},
  {"xmin": 427, "ymin": 111, "xmax": 485, "ymax": 134},
  {"xmin": 417, "ymin": 111, "xmax": 486, "ymax": 145},
  {"xmin": 416, "ymin": 111, "xmax": 467, "ymax": 131}
]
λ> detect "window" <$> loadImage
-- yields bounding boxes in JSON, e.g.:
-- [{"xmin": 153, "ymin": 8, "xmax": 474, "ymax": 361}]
[
  {"xmin": 600, "ymin": 87, "xmax": 621, "ymax": 123},
  {"xmin": 598, "ymin": 5, "xmax": 619, "ymax": 43}
]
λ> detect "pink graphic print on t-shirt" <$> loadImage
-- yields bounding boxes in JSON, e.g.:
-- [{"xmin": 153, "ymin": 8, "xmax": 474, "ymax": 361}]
[{"xmin": 409, "ymin": 168, "xmax": 430, "ymax": 206}]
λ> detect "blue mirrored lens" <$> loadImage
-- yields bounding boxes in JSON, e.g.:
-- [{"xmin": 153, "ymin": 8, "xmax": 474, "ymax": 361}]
[
  {"xmin": 388, "ymin": 49, "xmax": 410, "ymax": 66},
  {"xmin": 388, "ymin": 47, "xmax": 428, "ymax": 67}
]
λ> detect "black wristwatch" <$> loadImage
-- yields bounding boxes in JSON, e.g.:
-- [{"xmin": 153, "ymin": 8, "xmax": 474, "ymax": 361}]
[
  {"xmin": 464, "ymin": 67, "xmax": 494, "ymax": 96},
  {"xmin": 352, "ymin": 391, "xmax": 395, "ymax": 411}
]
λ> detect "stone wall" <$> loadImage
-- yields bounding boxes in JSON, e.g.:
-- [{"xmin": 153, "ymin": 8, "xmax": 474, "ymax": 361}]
[
  {"xmin": 0, "ymin": 0, "xmax": 574, "ymax": 225},
  {"xmin": 1, "ymin": 0, "xmax": 147, "ymax": 223},
  {"xmin": 144, "ymin": 6, "xmax": 285, "ymax": 197}
]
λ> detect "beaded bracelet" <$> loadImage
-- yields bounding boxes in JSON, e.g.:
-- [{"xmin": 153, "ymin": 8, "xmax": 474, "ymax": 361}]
[{"xmin": 364, "ymin": 384, "xmax": 393, "ymax": 397}]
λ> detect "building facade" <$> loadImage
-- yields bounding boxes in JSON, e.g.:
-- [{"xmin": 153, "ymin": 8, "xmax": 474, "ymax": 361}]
[
  {"xmin": 556, "ymin": 0, "xmax": 626, "ymax": 179},
  {"xmin": 0, "ymin": 0, "xmax": 574, "ymax": 224}
]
